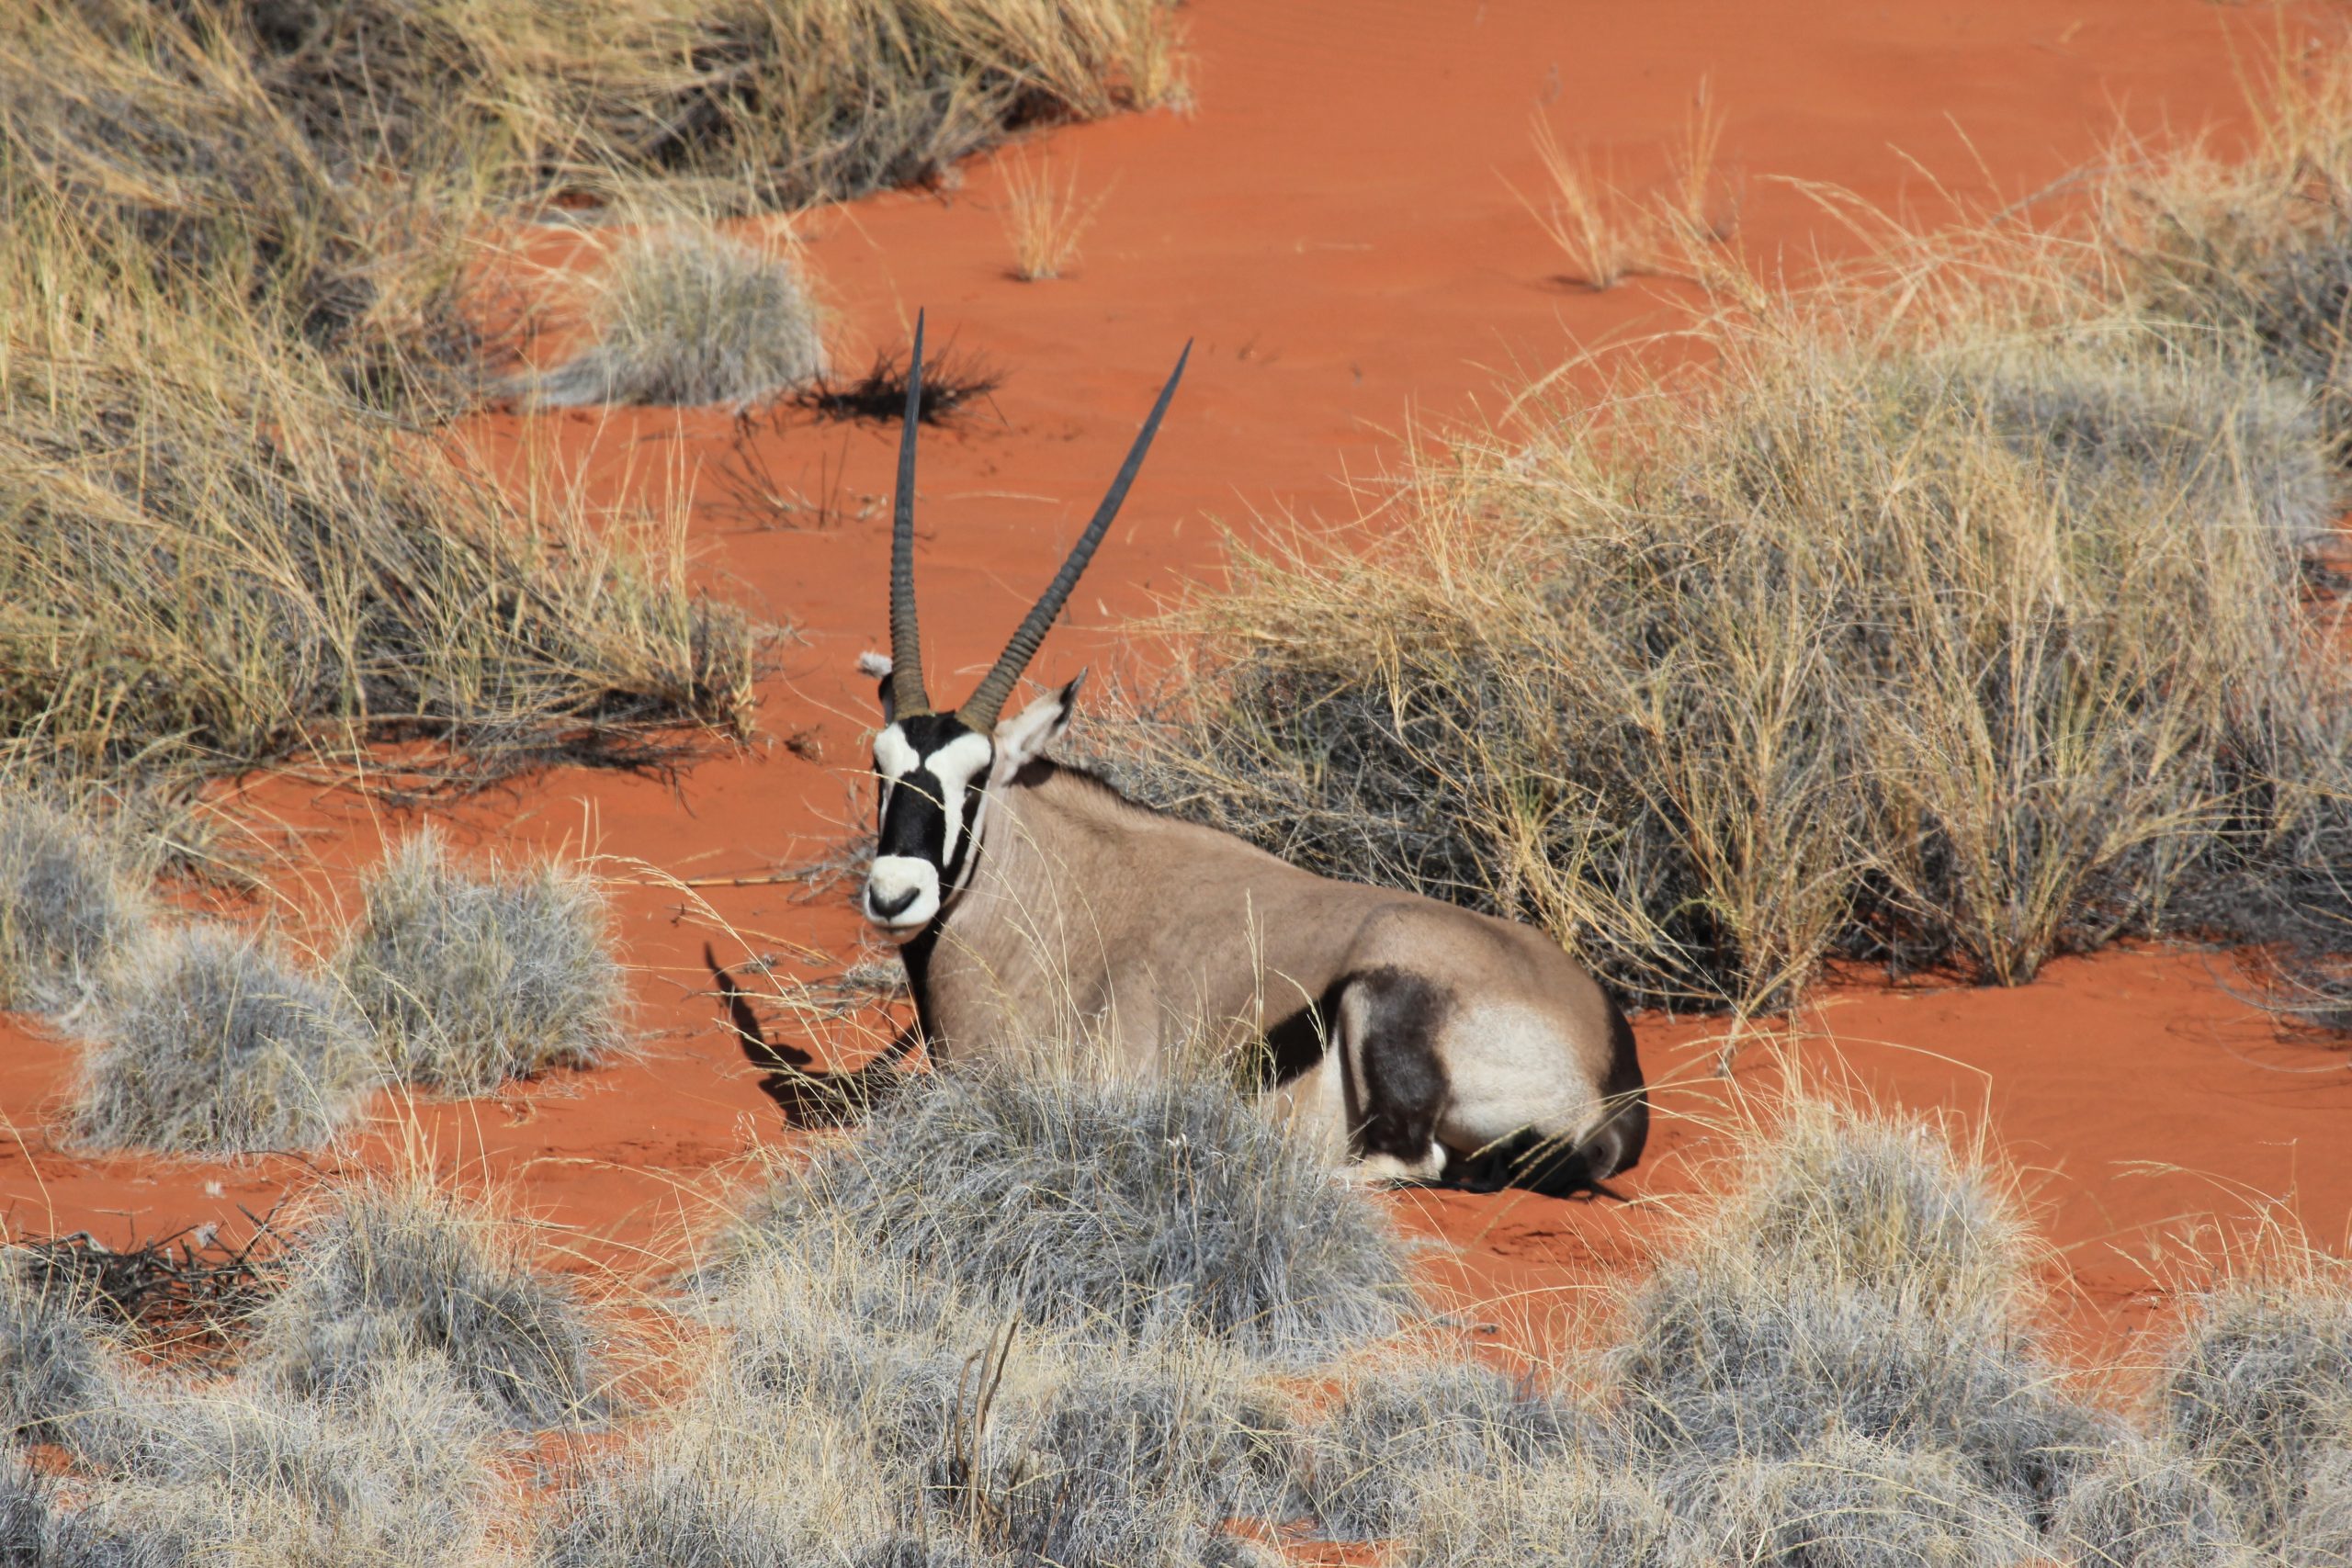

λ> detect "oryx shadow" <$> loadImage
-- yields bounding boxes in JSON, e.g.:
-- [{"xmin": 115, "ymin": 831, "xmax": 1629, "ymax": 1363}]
[{"xmin": 703, "ymin": 943, "xmax": 919, "ymax": 1127}]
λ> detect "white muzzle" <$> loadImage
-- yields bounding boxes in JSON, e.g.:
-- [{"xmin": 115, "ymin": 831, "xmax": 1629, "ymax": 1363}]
[{"xmin": 864, "ymin": 854, "xmax": 942, "ymax": 940}]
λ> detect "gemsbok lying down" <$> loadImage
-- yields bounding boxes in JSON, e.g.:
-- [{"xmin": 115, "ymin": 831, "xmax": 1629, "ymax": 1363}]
[{"xmin": 735, "ymin": 314, "xmax": 1646, "ymax": 1195}]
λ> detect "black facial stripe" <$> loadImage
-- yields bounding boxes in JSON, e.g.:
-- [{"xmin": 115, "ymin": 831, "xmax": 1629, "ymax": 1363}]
[
  {"xmin": 876, "ymin": 768, "xmax": 975, "ymax": 881},
  {"xmin": 872, "ymin": 713, "xmax": 990, "ymax": 889}
]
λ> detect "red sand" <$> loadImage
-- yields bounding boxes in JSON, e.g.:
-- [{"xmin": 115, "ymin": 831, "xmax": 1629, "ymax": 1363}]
[{"xmin": 3, "ymin": 0, "xmax": 2346, "ymax": 1372}]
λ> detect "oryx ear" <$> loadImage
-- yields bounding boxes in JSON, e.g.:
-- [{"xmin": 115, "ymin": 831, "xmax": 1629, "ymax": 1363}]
[
  {"xmin": 859, "ymin": 651, "xmax": 896, "ymax": 722},
  {"xmin": 993, "ymin": 671, "xmax": 1085, "ymax": 773}
]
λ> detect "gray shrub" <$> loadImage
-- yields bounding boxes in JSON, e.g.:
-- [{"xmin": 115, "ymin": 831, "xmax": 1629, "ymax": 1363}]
[
  {"xmin": 70, "ymin": 924, "xmax": 380, "ymax": 1155},
  {"xmin": 1, "ymin": 1447, "xmax": 55, "ymax": 1568},
  {"xmin": 718, "ymin": 1239, "xmax": 983, "ymax": 1474},
  {"xmin": 248, "ymin": 1180, "xmax": 601, "ymax": 1428},
  {"xmin": 735, "ymin": 1066, "xmax": 1412, "ymax": 1366},
  {"xmin": 535, "ymin": 1455, "xmax": 840, "ymax": 1568},
  {"xmin": 526, "ymin": 230, "xmax": 828, "ymax": 409},
  {"xmin": 925, "ymin": 1348, "xmax": 1304, "ymax": 1568},
  {"xmin": 1305, "ymin": 1359, "xmax": 1600, "ymax": 1540},
  {"xmin": 1401, "ymin": 1457, "xmax": 1686, "ymax": 1568},
  {"xmin": 339, "ymin": 829, "xmax": 629, "ymax": 1095},
  {"xmin": 0, "ymin": 1252, "xmax": 119, "ymax": 1453},
  {"xmin": 2051, "ymin": 1438, "xmax": 2253, "ymax": 1568},
  {"xmin": 1717, "ymin": 1103, "xmax": 2027, "ymax": 1318},
  {"xmin": 1676, "ymin": 1430, "xmax": 2042, "ymax": 1568},
  {"xmin": 63, "ymin": 1359, "xmax": 495, "ymax": 1568},
  {"xmin": 1611, "ymin": 1267, "xmax": 2107, "ymax": 1517},
  {"xmin": 2284, "ymin": 1448, "xmax": 2352, "ymax": 1568},
  {"xmin": 716, "ymin": 1237, "xmax": 1302, "ymax": 1558},
  {"xmin": 0, "ymin": 794, "xmax": 148, "ymax": 1016},
  {"xmin": 2162, "ymin": 1274, "xmax": 2352, "ymax": 1546}
]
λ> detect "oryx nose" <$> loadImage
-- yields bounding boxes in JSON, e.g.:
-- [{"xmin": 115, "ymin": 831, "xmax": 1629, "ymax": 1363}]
[{"xmin": 867, "ymin": 883, "xmax": 919, "ymax": 919}]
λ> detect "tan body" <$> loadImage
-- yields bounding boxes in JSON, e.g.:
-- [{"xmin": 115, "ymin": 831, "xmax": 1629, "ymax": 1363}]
[{"xmin": 909, "ymin": 755, "xmax": 1644, "ymax": 1185}]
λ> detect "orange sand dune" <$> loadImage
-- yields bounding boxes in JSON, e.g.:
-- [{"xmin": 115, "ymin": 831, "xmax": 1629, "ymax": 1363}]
[{"xmin": 2, "ymin": 0, "xmax": 2345, "ymax": 1370}]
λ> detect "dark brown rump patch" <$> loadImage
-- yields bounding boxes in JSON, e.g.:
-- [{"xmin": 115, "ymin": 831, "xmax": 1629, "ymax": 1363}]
[{"xmin": 1343, "ymin": 965, "xmax": 1450, "ymax": 1168}]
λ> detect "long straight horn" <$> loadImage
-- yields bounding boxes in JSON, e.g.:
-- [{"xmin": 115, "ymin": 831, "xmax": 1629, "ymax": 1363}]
[
  {"xmin": 959, "ymin": 342, "xmax": 1191, "ymax": 731},
  {"xmin": 888, "ymin": 311, "xmax": 933, "ymax": 717}
]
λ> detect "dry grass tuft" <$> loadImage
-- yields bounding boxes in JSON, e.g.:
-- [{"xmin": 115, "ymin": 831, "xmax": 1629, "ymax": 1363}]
[
  {"xmin": 713, "ymin": 1231, "xmax": 986, "ymax": 1472},
  {"xmin": 1402, "ymin": 1457, "xmax": 1681, "ymax": 1568},
  {"xmin": 2051, "ymin": 1438, "xmax": 2253, "ymax": 1568},
  {"xmin": 0, "ymin": 1251, "xmax": 121, "ymax": 1451},
  {"xmin": 919, "ymin": 1339, "xmax": 1296, "ymax": 1568},
  {"xmin": 1, "ymin": 1447, "xmax": 70, "ymax": 1565},
  {"xmin": 2099, "ymin": 40, "xmax": 2352, "ymax": 455},
  {"xmin": 700, "ymin": 1223, "xmax": 1301, "ymax": 1568},
  {"xmin": 73, "ymin": 1357, "xmax": 500, "ymax": 1567},
  {"xmin": 2161, "ymin": 1264, "xmax": 2352, "ymax": 1550},
  {"xmin": 1096, "ymin": 302, "xmax": 2346, "ymax": 1013},
  {"xmin": 0, "ymin": 0, "xmax": 469, "ymax": 394},
  {"xmin": 0, "ymin": 794, "xmax": 151, "ymax": 1016},
  {"xmin": 69, "ymin": 925, "xmax": 381, "ymax": 1157},
  {"xmin": 1304, "ymin": 1358, "xmax": 1598, "ymax": 1540},
  {"xmin": 526, "ymin": 229, "xmax": 829, "ymax": 409},
  {"xmin": 1000, "ymin": 150, "xmax": 1108, "ymax": 280},
  {"xmin": 248, "ymin": 1179, "xmax": 603, "ymax": 1429},
  {"xmin": 339, "ymin": 828, "xmax": 631, "ymax": 1095},
  {"xmin": 222, "ymin": 0, "xmax": 1183, "ymax": 215},
  {"xmin": 535, "ymin": 1396, "xmax": 885, "ymax": 1568},
  {"xmin": 1600, "ymin": 1092, "xmax": 2106, "ymax": 1522},
  {"xmin": 0, "ymin": 207, "xmax": 762, "ymax": 797},
  {"xmin": 1679, "ymin": 1430, "xmax": 2042, "ymax": 1568},
  {"xmin": 727, "ymin": 1064, "xmax": 1412, "ymax": 1365},
  {"xmin": 1609, "ymin": 1267, "xmax": 2103, "ymax": 1518},
  {"xmin": 1711, "ymin": 1100, "xmax": 2031, "ymax": 1318},
  {"xmin": 1522, "ymin": 119, "xmax": 1646, "ymax": 288}
]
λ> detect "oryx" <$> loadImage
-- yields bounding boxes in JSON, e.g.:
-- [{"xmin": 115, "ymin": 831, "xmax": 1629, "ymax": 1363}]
[{"xmin": 832, "ymin": 315, "xmax": 1646, "ymax": 1194}]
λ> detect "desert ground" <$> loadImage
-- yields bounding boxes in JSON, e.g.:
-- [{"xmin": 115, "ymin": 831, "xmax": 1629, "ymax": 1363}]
[{"xmin": 4, "ymin": 1, "xmax": 2351, "ymax": 1562}]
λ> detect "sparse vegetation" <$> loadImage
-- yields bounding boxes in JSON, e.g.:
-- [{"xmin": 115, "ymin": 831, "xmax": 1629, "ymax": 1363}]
[
  {"xmin": 1522, "ymin": 119, "xmax": 1645, "ymax": 288},
  {"xmin": 69, "ymin": 925, "xmax": 381, "ymax": 1156},
  {"xmin": 524, "ymin": 229, "xmax": 829, "ymax": 409},
  {"xmin": 794, "ymin": 342, "xmax": 1005, "ymax": 425},
  {"xmin": 14, "ymin": 1077, "xmax": 2350, "ymax": 1568},
  {"xmin": 248, "ymin": 1179, "xmax": 602, "ymax": 1428},
  {"xmin": 1000, "ymin": 150, "xmax": 1107, "ymax": 280},
  {"xmin": 339, "ymin": 829, "xmax": 631, "ymax": 1096}
]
